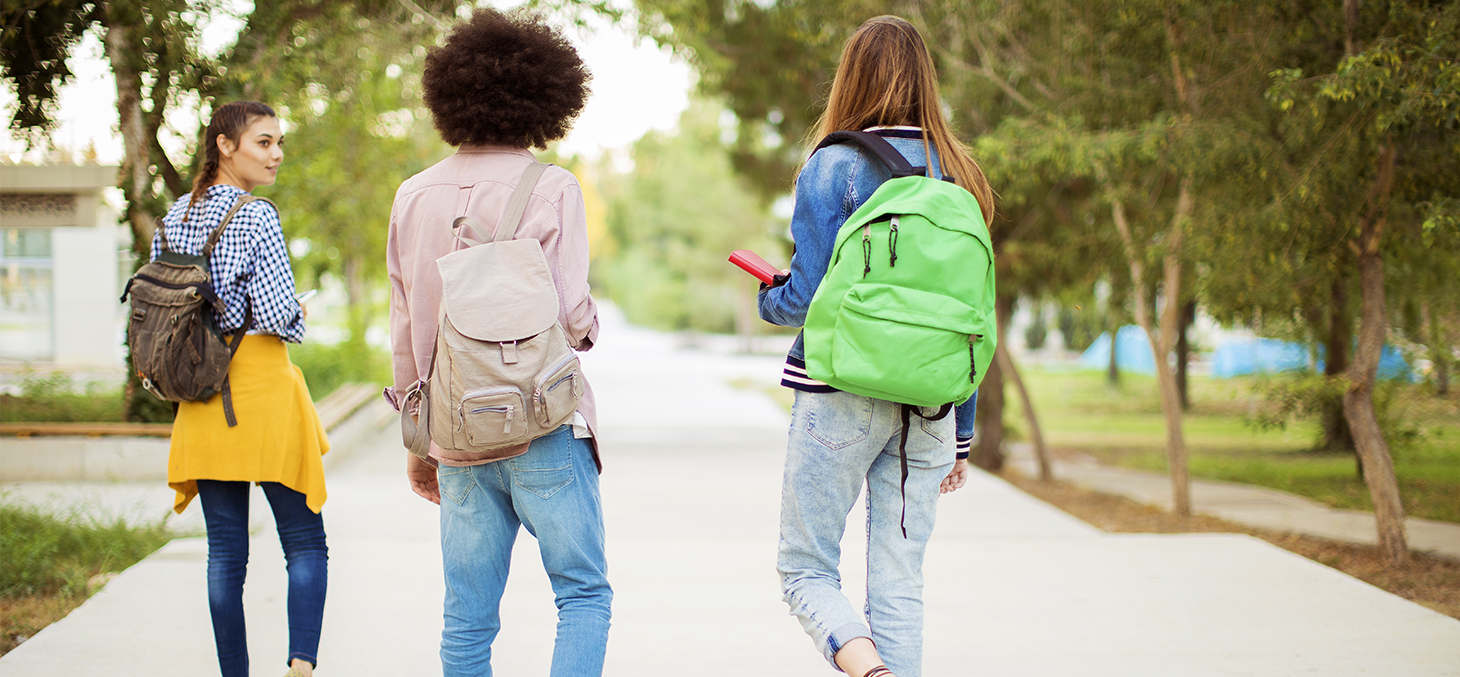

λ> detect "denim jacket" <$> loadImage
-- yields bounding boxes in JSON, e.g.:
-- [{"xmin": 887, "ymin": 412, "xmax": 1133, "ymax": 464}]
[{"xmin": 757, "ymin": 129, "xmax": 978, "ymax": 441}]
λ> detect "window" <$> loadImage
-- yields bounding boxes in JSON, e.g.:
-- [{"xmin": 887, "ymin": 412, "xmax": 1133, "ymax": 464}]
[{"xmin": 0, "ymin": 228, "xmax": 54, "ymax": 360}]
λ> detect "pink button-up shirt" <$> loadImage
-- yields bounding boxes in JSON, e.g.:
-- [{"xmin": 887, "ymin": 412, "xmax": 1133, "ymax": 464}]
[{"xmin": 385, "ymin": 146, "xmax": 600, "ymax": 466}]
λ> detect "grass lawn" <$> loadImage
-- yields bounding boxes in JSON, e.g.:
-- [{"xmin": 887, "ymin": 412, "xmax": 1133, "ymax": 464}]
[
  {"xmin": 1012, "ymin": 366, "xmax": 1460, "ymax": 524},
  {"xmin": 0, "ymin": 501, "xmax": 173, "ymax": 655}
]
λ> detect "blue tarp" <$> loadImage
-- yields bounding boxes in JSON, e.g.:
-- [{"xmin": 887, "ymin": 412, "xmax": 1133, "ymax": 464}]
[
  {"xmin": 1077, "ymin": 329, "xmax": 1414, "ymax": 381},
  {"xmin": 1211, "ymin": 338, "xmax": 1414, "ymax": 381},
  {"xmin": 1211, "ymin": 338, "xmax": 1311, "ymax": 377},
  {"xmin": 1079, "ymin": 325, "xmax": 1155, "ymax": 374}
]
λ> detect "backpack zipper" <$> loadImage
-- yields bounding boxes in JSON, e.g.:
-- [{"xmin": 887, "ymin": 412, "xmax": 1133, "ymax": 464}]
[
  {"xmin": 862, "ymin": 224, "xmax": 873, "ymax": 278},
  {"xmin": 888, "ymin": 216, "xmax": 899, "ymax": 268},
  {"xmin": 461, "ymin": 404, "xmax": 515, "ymax": 434},
  {"xmin": 533, "ymin": 354, "xmax": 581, "ymax": 417}
]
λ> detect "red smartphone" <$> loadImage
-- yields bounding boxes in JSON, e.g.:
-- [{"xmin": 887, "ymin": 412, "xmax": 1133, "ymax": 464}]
[{"xmin": 729, "ymin": 250, "xmax": 782, "ymax": 285}]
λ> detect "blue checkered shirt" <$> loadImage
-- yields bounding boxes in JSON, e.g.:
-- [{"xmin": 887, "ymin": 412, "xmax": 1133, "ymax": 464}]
[{"xmin": 152, "ymin": 184, "xmax": 305, "ymax": 343}]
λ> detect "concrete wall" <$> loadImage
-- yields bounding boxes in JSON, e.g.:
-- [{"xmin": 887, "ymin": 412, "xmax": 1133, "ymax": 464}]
[
  {"xmin": 0, "ymin": 164, "xmax": 125, "ymax": 370},
  {"xmin": 52, "ymin": 208, "xmax": 122, "ymax": 365}
]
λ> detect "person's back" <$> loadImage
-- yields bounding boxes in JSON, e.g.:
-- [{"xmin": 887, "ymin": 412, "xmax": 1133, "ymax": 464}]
[
  {"xmin": 383, "ymin": 9, "xmax": 610, "ymax": 677},
  {"xmin": 756, "ymin": 16, "xmax": 996, "ymax": 677}
]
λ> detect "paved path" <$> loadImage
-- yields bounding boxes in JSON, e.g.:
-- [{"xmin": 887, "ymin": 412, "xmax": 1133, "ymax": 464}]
[
  {"xmin": 1005, "ymin": 446, "xmax": 1460, "ymax": 561},
  {"xmin": 4, "ymin": 310, "xmax": 1460, "ymax": 675}
]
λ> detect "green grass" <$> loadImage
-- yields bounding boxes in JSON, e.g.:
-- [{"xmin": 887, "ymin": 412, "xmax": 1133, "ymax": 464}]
[
  {"xmin": 0, "ymin": 373, "xmax": 123, "ymax": 423},
  {"xmin": 1013, "ymin": 368, "xmax": 1460, "ymax": 524},
  {"xmin": 0, "ymin": 502, "xmax": 173, "ymax": 598}
]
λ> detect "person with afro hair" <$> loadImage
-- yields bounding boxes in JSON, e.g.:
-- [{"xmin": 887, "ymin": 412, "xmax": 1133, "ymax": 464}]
[{"xmin": 384, "ymin": 8, "xmax": 610, "ymax": 676}]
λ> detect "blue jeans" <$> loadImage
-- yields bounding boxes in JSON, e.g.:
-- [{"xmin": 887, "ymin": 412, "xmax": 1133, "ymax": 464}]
[
  {"xmin": 196, "ymin": 480, "xmax": 328, "ymax": 677},
  {"xmin": 436, "ymin": 425, "xmax": 612, "ymax": 677},
  {"xmin": 779, "ymin": 389, "xmax": 953, "ymax": 677}
]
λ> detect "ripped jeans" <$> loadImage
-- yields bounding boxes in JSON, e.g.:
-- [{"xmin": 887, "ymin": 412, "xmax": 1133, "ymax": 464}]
[{"xmin": 778, "ymin": 389, "xmax": 953, "ymax": 677}]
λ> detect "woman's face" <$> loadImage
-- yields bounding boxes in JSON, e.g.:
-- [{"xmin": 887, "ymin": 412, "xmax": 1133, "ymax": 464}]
[{"xmin": 217, "ymin": 115, "xmax": 284, "ymax": 192}]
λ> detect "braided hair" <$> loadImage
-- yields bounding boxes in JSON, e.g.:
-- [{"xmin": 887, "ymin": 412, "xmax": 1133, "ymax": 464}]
[{"xmin": 182, "ymin": 101, "xmax": 276, "ymax": 223}]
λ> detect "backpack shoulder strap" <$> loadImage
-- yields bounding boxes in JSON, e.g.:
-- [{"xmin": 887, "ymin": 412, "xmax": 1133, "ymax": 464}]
[
  {"xmin": 203, "ymin": 194, "xmax": 275, "ymax": 258},
  {"xmin": 451, "ymin": 162, "xmax": 551, "ymax": 245},
  {"xmin": 813, "ymin": 131, "xmax": 919, "ymax": 179},
  {"xmin": 492, "ymin": 162, "xmax": 551, "ymax": 242}
]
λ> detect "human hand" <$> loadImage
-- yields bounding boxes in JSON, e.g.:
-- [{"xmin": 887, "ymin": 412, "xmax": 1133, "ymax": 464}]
[
  {"xmin": 406, "ymin": 453, "xmax": 441, "ymax": 504},
  {"xmin": 940, "ymin": 458, "xmax": 969, "ymax": 494}
]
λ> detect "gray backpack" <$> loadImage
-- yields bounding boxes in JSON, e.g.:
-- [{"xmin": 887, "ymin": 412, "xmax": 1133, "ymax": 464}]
[{"xmin": 400, "ymin": 163, "xmax": 583, "ymax": 461}]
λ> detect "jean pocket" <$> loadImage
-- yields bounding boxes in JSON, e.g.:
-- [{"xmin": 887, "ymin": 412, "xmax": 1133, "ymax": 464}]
[
  {"xmin": 803, "ymin": 391, "xmax": 873, "ymax": 450},
  {"xmin": 920, "ymin": 412, "xmax": 950, "ymax": 444},
  {"xmin": 437, "ymin": 467, "xmax": 476, "ymax": 506},
  {"xmin": 510, "ymin": 430, "xmax": 575, "ymax": 499}
]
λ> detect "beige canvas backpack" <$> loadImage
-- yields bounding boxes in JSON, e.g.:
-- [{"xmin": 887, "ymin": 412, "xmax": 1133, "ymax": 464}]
[{"xmin": 400, "ymin": 163, "xmax": 583, "ymax": 461}]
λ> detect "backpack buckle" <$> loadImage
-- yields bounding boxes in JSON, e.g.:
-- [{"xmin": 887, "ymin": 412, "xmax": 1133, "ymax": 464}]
[{"xmin": 501, "ymin": 340, "xmax": 519, "ymax": 364}]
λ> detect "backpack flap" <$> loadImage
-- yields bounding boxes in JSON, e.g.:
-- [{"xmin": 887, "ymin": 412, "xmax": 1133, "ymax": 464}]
[{"xmin": 436, "ymin": 239, "xmax": 560, "ymax": 343}]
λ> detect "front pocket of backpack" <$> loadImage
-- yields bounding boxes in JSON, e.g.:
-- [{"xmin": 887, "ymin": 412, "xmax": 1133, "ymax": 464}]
[
  {"xmin": 533, "ymin": 353, "xmax": 582, "ymax": 427},
  {"xmin": 831, "ymin": 284, "xmax": 981, "ymax": 406},
  {"xmin": 458, "ymin": 388, "xmax": 529, "ymax": 447}
]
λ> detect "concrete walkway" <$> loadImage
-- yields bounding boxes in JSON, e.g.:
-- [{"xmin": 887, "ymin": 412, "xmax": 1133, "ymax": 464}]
[
  {"xmin": 4, "ymin": 309, "xmax": 1460, "ymax": 675},
  {"xmin": 1005, "ymin": 446, "xmax": 1460, "ymax": 561}
]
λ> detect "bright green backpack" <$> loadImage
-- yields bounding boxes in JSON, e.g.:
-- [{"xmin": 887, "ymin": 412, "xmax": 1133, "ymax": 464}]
[{"xmin": 803, "ymin": 131, "xmax": 997, "ymax": 408}]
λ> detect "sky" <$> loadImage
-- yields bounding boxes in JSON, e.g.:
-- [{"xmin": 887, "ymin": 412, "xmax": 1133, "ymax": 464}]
[{"xmin": 0, "ymin": 2, "xmax": 695, "ymax": 165}]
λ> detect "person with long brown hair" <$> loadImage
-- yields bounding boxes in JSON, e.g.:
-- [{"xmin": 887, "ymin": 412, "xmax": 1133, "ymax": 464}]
[
  {"xmin": 757, "ymin": 16, "xmax": 995, "ymax": 677},
  {"xmin": 157, "ymin": 100, "xmax": 328, "ymax": 677}
]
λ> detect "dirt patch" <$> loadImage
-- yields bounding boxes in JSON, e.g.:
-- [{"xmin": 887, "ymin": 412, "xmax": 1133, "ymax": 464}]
[
  {"xmin": 1002, "ymin": 469, "xmax": 1460, "ymax": 620},
  {"xmin": 0, "ymin": 592, "xmax": 85, "ymax": 655}
]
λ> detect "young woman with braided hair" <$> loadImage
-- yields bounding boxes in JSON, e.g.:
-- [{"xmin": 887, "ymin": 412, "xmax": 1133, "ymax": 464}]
[{"xmin": 157, "ymin": 100, "xmax": 329, "ymax": 677}]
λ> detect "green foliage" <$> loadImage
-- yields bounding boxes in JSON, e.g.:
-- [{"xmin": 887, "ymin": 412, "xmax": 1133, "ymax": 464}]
[
  {"xmin": 259, "ymin": 11, "xmax": 449, "ymax": 344},
  {"xmin": 1058, "ymin": 305, "xmax": 1103, "ymax": 352},
  {"xmin": 0, "ymin": 502, "xmax": 172, "ymax": 598},
  {"xmin": 594, "ymin": 99, "xmax": 785, "ymax": 332},
  {"xmin": 0, "ymin": 373, "xmax": 124, "ymax": 423},
  {"xmin": 289, "ymin": 340, "xmax": 392, "ymax": 400}
]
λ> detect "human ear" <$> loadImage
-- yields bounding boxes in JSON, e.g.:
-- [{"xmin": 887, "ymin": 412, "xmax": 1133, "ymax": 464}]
[{"xmin": 217, "ymin": 134, "xmax": 236, "ymax": 158}]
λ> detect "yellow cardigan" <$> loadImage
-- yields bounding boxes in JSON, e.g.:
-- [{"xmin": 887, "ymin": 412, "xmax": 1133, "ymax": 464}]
[{"xmin": 168, "ymin": 335, "xmax": 329, "ymax": 513}]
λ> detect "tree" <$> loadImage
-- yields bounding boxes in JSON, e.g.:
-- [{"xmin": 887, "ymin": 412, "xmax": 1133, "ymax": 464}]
[
  {"xmin": 2, "ymin": 0, "xmax": 457, "ymax": 420},
  {"xmin": 1263, "ymin": 0, "xmax": 1460, "ymax": 565},
  {"xmin": 595, "ymin": 99, "xmax": 784, "ymax": 333}
]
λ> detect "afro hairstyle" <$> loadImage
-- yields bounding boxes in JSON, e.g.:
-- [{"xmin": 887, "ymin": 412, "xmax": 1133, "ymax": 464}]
[{"xmin": 422, "ymin": 8, "xmax": 591, "ymax": 148}]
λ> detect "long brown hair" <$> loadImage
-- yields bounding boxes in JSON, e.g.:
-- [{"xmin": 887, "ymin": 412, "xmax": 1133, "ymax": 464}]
[
  {"xmin": 807, "ymin": 16, "xmax": 994, "ymax": 225},
  {"xmin": 182, "ymin": 101, "xmax": 276, "ymax": 222}
]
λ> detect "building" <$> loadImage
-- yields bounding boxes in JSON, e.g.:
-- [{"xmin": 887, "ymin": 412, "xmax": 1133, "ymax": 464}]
[{"xmin": 0, "ymin": 164, "xmax": 125, "ymax": 379}]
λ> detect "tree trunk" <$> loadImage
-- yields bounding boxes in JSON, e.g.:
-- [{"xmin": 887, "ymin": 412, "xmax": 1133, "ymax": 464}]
[
  {"xmin": 1107, "ymin": 314, "xmax": 1120, "ymax": 386},
  {"xmin": 998, "ymin": 345, "xmax": 1052, "ymax": 481},
  {"xmin": 108, "ymin": 15, "xmax": 172, "ymax": 424},
  {"xmin": 1176, "ymin": 299, "xmax": 1195, "ymax": 410},
  {"xmin": 1427, "ymin": 303, "xmax": 1450, "ymax": 396},
  {"xmin": 735, "ymin": 281, "xmax": 756, "ymax": 353},
  {"xmin": 1110, "ymin": 179, "xmax": 1193, "ymax": 517},
  {"xmin": 105, "ymin": 19, "xmax": 157, "ymax": 260},
  {"xmin": 1342, "ymin": 143, "xmax": 1409, "ymax": 567},
  {"xmin": 1322, "ymin": 276, "xmax": 1357, "ymax": 456},
  {"xmin": 345, "ymin": 255, "xmax": 369, "ymax": 345},
  {"xmin": 973, "ymin": 294, "xmax": 1016, "ymax": 472}
]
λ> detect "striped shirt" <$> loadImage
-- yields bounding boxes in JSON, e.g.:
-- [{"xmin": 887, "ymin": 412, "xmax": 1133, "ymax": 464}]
[{"xmin": 152, "ymin": 184, "xmax": 305, "ymax": 343}]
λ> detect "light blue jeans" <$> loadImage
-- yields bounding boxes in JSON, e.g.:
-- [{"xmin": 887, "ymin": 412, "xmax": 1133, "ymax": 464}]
[
  {"xmin": 436, "ymin": 425, "xmax": 612, "ymax": 677},
  {"xmin": 779, "ymin": 389, "xmax": 954, "ymax": 677}
]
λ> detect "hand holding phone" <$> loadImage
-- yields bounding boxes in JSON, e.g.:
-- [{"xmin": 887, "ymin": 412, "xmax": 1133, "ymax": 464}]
[{"xmin": 729, "ymin": 250, "xmax": 783, "ymax": 285}]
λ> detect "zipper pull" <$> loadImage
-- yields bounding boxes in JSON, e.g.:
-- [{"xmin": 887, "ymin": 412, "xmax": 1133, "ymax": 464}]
[
  {"xmin": 889, "ymin": 216, "xmax": 899, "ymax": 268},
  {"xmin": 862, "ymin": 224, "xmax": 872, "ymax": 278},
  {"xmin": 969, "ymin": 337, "xmax": 980, "ymax": 382},
  {"xmin": 504, "ymin": 405, "xmax": 514, "ymax": 434}
]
